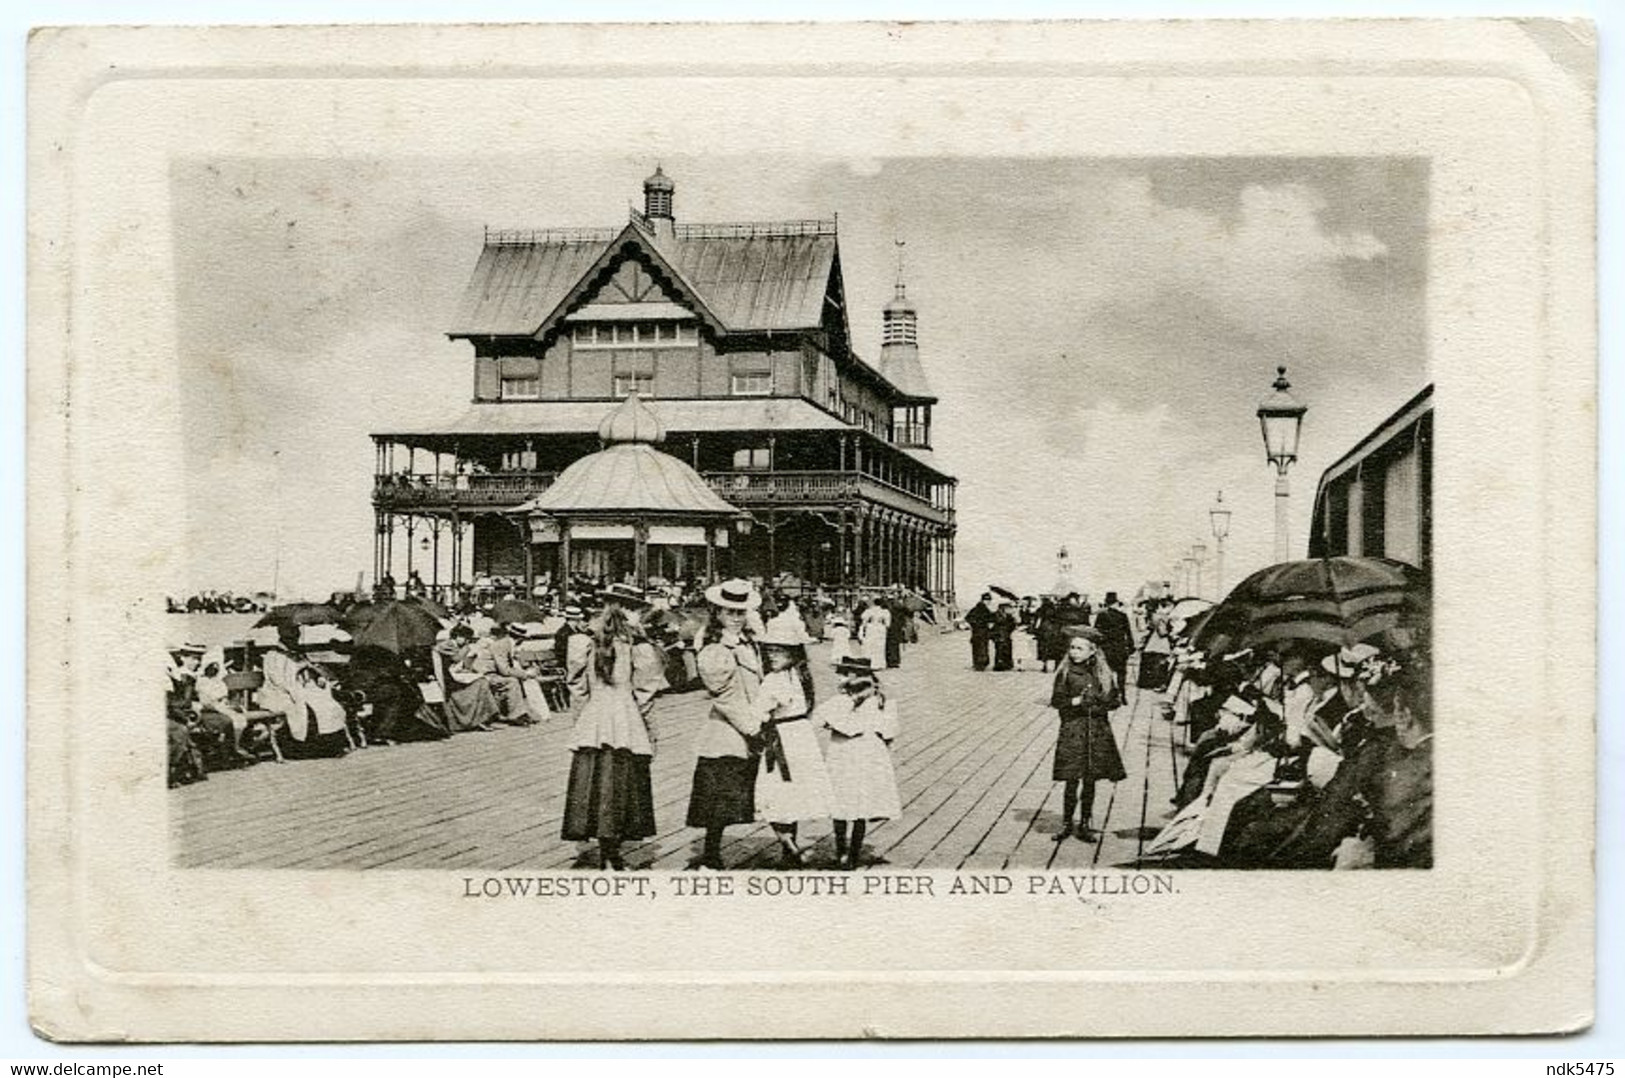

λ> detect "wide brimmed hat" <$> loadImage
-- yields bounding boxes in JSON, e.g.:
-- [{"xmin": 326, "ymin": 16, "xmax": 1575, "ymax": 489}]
[
  {"xmin": 1063, "ymin": 624, "xmax": 1104, "ymax": 643},
  {"xmin": 1321, "ymin": 642, "xmax": 1381, "ymax": 678},
  {"xmin": 705, "ymin": 578, "xmax": 761, "ymax": 611},
  {"xmin": 834, "ymin": 655, "xmax": 875, "ymax": 675},
  {"xmin": 170, "ymin": 641, "xmax": 206, "ymax": 656},
  {"xmin": 508, "ymin": 621, "xmax": 548, "ymax": 640},
  {"xmin": 599, "ymin": 582, "xmax": 651, "ymax": 608},
  {"xmin": 758, "ymin": 621, "xmax": 816, "ymax": 649},
  {"xmin": 562, "ymin": 604, "xmax": 586, "ymax": 620}
]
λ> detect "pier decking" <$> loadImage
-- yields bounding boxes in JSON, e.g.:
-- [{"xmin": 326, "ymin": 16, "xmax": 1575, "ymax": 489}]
[{"xmin": 174, "ymin": 632, "xmax": 1187, "ymax": 871}]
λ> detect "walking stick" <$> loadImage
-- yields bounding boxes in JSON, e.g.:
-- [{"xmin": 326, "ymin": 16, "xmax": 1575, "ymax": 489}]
[{"xmin": 1133, "ymin": 683, "xmax": 1161, "ymax": 870}]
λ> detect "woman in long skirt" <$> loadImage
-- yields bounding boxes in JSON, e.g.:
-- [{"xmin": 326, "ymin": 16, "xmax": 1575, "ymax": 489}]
[
  {"xmin": 1050, "ymin": 627, "xmax": 1127, "ymax": 842},
  {"xmin": 858, "ymin": 599, "xmax": 891, "ymax": 668},
  {"xmin": 561, "ymin": 592, "xmax": 668, "ymax": 870},
  {"xmin": 685, "ymin": 579, "xmax": 765, "ymax": 870},
  {"xmin": 817, "ymin": 655, "xmax": 902, "ymax": 870},
  {"xmin": 753, "ymin": 621, "xmax": 835, "ymax": 866}
]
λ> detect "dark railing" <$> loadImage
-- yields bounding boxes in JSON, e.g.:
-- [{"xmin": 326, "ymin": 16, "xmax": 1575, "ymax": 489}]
[
  {"xmin": 703, "ymin": 470, "xmax": 952, "ymax": 525},
  {"xmin": 375, "ymin": 468, "xmax": 951, "ymax": 525},
  {"xmin": 373, "ymin": 472, "xmax": 557, "ymax": 509}
]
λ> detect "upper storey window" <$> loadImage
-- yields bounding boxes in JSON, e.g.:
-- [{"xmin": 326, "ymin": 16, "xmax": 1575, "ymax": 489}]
[
  {"xmin": 500, "ymin": 376, "xmax": 540, "ymax": 400},
  {"xmin": 572, "ymin": 322, "xmax": 697, "ymax": 348}
]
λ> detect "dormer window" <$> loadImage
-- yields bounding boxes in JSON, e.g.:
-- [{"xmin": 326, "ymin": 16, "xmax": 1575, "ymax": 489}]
[{"xmin": 572, "ymin": 322, "xmax": 696, "ymax": 348}]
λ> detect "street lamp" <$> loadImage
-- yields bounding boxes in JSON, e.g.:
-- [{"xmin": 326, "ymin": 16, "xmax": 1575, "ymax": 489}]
[
  {"xmin": 1208, "ymin": 490, "xmax": 1232, "ymax": 598},
  {"xmin": 1257, "ymin": 366, "xmax": 1308, "ymax": 562},
  {"xmin": 1190, "ymin": 542, "xmax": 1209, "ymax": 600}
]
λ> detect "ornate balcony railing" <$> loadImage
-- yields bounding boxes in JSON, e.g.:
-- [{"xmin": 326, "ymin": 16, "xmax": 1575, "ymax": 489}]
[
  {"xmin": 373, "ymin": 472, "xmax": 557, "ymax": 510},
  {"xmin": 374, "ymin": 468, "xmax": 952, "ymax": 526},
  {"xmin": 703, "ymin": 470, "xmax": 952, "ymax": 526}
]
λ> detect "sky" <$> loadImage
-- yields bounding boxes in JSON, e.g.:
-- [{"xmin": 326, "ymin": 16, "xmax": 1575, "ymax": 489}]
[{"xmin": 172, "ymin": 154, "xmax": 1428, "ymax": 602}]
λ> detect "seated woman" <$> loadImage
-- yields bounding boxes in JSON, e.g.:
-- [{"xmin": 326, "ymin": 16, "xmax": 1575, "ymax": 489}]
[
  {"xmin": 193, "ymin": 659, "xmax": 254, "ymax": 768},
  {"xmin": 433, "ymin": 624, "xmax": 503, "ymax": 733},
  {"xmin": 343, "ymin": 645, "xmax": 449, "ymax": 743}
]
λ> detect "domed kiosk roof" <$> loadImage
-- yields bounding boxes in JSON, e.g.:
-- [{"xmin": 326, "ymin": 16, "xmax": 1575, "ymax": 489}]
[{"xmin": 520, "ymin": 395, "xmax": 739, "ymax": 517}]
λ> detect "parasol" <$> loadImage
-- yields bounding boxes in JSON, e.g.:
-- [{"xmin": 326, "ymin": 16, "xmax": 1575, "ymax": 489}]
[
  {"xmin": 490, "ymin": 597, "xmax": 548, "ymax": 625},
  {"xmin": 346, "ymin": 600, "xmax": 443, "ymax": 654},
  {"xmin": 1192, "ymin": 556, "xmax": 1428, "ymax": 652},
  {"xmin": 254, "ymin": 602, "xmax": 345, "ymax": 631}
]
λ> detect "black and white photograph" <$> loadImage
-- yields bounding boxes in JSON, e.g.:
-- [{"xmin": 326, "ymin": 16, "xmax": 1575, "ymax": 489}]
[
  {"xmin": 26, "ymin": 19, "xmax": 1595, "ymax": 1042},
  {"xmin": 161, "ymin": 153, "xmax": 1433, "ymax": 874}
]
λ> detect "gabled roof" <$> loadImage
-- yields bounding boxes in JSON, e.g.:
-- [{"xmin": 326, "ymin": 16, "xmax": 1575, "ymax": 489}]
[{"xmin": 449, "ymin": 219, "xmax": 838, "ymax": 339}]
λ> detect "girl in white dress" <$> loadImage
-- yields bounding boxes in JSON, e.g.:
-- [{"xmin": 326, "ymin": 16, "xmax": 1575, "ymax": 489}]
[
  {"xmin": 816, "ymin": 655, "xmax": 902, "ymax": 870},
  {"xmin": 753, "ymin": 620, "xmax": 835, "ymax": 867}
]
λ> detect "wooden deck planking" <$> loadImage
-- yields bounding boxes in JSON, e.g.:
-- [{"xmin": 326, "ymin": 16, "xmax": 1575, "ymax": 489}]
[{"xmin": 174, "ymin": 633, "xmax": 1190, "ymax": 871}]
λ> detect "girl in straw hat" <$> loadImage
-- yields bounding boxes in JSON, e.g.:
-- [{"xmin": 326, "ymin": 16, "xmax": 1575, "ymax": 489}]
[
  {"xmin": 816, "ymin": 655, "xmax": 902, "ymax": 870},
  {"xmin": 685, "ymin": 579, "xmax": 766, "ymax": 870},
  {"xmin": 753, "ymin": 618, "xmax": 835, "ymax": 867}
]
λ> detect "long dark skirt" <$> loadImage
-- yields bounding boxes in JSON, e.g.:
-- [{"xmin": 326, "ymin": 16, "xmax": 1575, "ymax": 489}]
[
  {"xmin": 562, "ymin": 747, "xmax": 656, "ymax": 842},
  {"xmin": 685, "ymin": 755, "xmax": 757, "ymax": 828},
  {"xmin": 1052, "ymin": 711, "xmax": 1127, "ymax": 783}
]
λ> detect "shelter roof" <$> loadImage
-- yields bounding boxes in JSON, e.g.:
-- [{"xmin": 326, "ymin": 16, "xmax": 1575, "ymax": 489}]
[{"xmin": 520, "ymin": 443, "xmax": 740, "ymax": 517}]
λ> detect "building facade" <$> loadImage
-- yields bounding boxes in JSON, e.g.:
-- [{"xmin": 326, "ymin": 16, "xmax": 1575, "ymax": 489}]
[
  {"xmin": 370, "ymin": 169, "xmax": 957, "ymax": 603},
  {"xmin": 1308, "ymin": 384, "xmax": 1433, "ymax": 568}
]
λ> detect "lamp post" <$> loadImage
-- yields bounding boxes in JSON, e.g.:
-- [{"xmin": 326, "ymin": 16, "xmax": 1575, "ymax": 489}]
[
  {"xmin": 1191, "ymin": 542, "xmax": 1209, "ymax": 601},
  {"xmin": 1257, "ymin": 366, "xmax": 1308, "ymax": 563},
  {"xmin": 1208, "ymin": 490, "xmax": 1232, "ymax": 599}
]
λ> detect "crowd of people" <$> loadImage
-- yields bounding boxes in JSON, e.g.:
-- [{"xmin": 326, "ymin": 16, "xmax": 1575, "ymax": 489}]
[
  {"xmin": 1138, "ymin": 630, "xmax": 1432, "ymax": 870},
  {"xmin": 165, "ymin": 577, "xmax": 920, "ymax": 872}
]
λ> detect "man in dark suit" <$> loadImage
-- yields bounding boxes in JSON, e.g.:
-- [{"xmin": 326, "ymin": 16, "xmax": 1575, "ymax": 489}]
[
  {"xmin": 965, "ymin": 593, "xmax": 995, "ymax": 671},
  {"xmin": 1092, "ymin": 592, "xmax": 1135, "ymax": 703}
]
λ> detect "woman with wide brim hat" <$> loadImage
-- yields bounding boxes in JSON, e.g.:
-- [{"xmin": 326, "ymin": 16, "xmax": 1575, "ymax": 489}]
[{"xmin": 685, "ymin": 579, "xmax": 765, "ymax": 869}]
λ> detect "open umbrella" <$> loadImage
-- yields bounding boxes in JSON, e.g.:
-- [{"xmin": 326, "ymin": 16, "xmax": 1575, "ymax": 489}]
[
  {"xmin": 490, "ymin": 597, "xmax": 548, "ymax": 625},
  {"xmin": 254, "ymin": 602, "xmax": 345, "ymax": 631},
  {"xmin": 348, "ymin": 601, "xmax": 443, "ymax": 654},
  {"xmin": 1166, "ymin": 597, "xmax": 1213, "ymax": 623},
  {"xmin": 896, "ymin": 590, "xmax": 932, "ymax": 613},
  {"xmin": 408, "ymin": 595, "xmax": 451, "ymax": 620},
  {"xmin": 1193, "ymin": 556, "xmax": 1428, "ymax": 652}
]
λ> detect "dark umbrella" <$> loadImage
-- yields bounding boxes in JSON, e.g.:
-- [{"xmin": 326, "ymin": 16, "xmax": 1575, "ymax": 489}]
[
  {"xmin": 254, "ymin": 602, "xmax": 345, "ymax": 631},
  {"xmin": 490, "ymin": 597, "xmax": 547, "ymax": 625},
  {"xmin": 348, "ymin": 601, "xmax": 443, "ymax": 654},
  {"xmin": 989, "ymin": 585, "xmax": 1020, "ymax": 602},
  {"xmin": 1193, "ymin": 556, "xmax": 1428, "ymax": 652},
  {"xmin": 895, "ymin": 590, "xmax": 932, "ymax": 613}
]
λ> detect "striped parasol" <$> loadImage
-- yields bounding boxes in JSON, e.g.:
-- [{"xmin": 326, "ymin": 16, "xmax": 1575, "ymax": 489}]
[{"xmin": 1192, "ymin": 556, "xmax": 1428, "ymax": 652}]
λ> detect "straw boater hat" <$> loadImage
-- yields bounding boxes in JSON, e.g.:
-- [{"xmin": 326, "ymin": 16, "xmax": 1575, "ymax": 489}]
[
  {"xmin": 704, "ymin": 578, "xmax": 761, "ymax": 611},
  {"xmin": 562, "ymin": 604, "xmax": 586, "ymax": 620},
  {"xmin": 834, "ymin": 655, "xmax": 875, "ymax": 676}
]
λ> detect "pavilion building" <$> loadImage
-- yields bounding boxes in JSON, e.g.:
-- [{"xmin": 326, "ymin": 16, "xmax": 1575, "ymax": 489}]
[{"xmin": 369, "ymin": 168, "xmax": 957, "ymax": 603}]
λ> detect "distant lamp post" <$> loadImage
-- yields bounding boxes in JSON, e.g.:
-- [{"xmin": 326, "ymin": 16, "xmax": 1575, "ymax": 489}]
[
  {"xmin": 1257, "ymin": 366, "xmax": 1308, "ymax": 563},
  {"xmin": 1208, "ymin": 490, "xmax": 1232, "ymax": 598},
  {"xmin": 1190, "ymin": 542, "xmax": 1209, "ymax": 600}
]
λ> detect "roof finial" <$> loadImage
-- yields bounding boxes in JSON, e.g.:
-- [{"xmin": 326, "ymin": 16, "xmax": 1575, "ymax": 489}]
[{"xmin": 893, "ymin": 238, "xmax": 907, "ymax": 300}]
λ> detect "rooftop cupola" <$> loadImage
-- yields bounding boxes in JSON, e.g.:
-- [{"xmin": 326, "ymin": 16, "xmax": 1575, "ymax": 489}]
[
  {"xmin": 878, "ymin": 241, "xmax": 935, "ymax": 406},
  {"xmin": 643, "ymin": 166, "xmax": 675, "ymax": 222}
]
